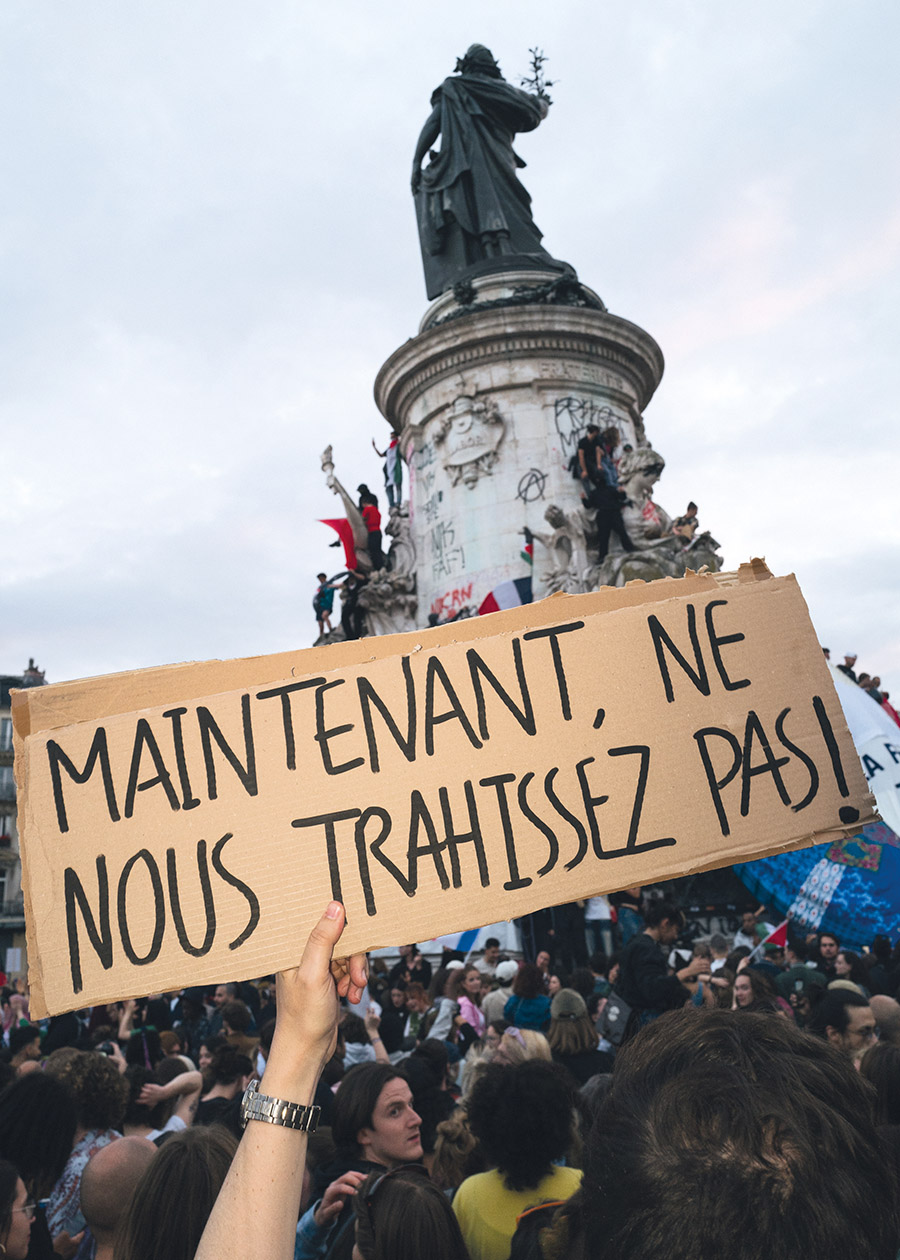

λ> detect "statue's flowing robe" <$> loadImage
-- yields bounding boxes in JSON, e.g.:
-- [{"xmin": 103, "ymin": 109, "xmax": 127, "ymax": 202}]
[{"xmin": 415, "ymin": 73, "xmax": 554, "ymax": 299}]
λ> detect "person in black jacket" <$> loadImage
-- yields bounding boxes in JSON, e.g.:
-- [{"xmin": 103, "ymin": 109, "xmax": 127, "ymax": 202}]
[{"xmin": 614, "ymin": 902, "xmax": 707, "ymax": 1033}]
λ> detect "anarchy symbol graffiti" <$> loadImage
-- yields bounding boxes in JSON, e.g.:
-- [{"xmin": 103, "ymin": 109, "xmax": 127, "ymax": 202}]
[{"xmin": 517, "ymin": 468, "xmax": 548, "ymax": 502}]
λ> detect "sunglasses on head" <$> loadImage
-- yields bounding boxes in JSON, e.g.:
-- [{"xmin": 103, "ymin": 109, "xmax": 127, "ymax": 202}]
[{"xmin": 362, "ymin": 1162, "xmax": 429, "ymax": 1217}]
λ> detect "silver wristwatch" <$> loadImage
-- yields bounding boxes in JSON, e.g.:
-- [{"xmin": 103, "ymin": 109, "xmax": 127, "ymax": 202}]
[{"xmin": 240, "ymin": 1078, "xmax": 321, "ymax": 1132}]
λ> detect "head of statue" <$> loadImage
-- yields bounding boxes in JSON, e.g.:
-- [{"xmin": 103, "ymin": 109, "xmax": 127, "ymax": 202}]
[
  {"xmin": 618, "ymin": 447, "xmax": 666, "ymax": 496},
  {"xmin": 456, "ymin": 45, "xmax": 502, "ymax": 78}
]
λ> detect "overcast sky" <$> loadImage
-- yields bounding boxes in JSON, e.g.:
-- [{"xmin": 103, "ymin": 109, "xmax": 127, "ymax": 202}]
[{"xmin": 2, "ymin": 0, "xmax": 898, "ymax": 694}]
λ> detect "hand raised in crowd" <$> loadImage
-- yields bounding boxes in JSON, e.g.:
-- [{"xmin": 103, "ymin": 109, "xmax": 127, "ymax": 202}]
[
  {"xmin": 313, "ymin": 1170, "xmax": 368, "ymax": 1230},
  {"xmin": 52, "ymin": 1229, "xmax": 85, "ymax": 1259},
  {"xmin": 364, "ymin": 1006, "xmax": 381, "ymax": 1039},
  {"xmin": 195, "ymin": 902, "xmax": 368, "ymax": 1260}
]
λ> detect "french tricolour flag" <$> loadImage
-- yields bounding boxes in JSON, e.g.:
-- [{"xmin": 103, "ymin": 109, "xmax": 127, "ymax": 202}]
[{"xmin": 478, "ymin": 576, "xmax": 533, "ymax": 616}]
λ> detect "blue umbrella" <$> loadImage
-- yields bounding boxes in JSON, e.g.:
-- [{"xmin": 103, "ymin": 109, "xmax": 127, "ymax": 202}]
[
  {"xmin": 736, "ymin": 820, "xmax": 900, "ymax": 950},
  {"xmin": 737, "ymin": 667, "xmax": 900, "ymax": 948}
]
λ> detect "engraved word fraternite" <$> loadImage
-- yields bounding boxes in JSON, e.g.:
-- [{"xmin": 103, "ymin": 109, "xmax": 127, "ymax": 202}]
[{"xmin": 411, "ymin": 44, "xmax": 564, "ymax": 300}]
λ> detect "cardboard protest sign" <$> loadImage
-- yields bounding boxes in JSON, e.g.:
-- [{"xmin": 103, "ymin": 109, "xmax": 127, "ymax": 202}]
[{"xmin": 14, "ymin": 561, "xmax": 877, "ymax": 1017}]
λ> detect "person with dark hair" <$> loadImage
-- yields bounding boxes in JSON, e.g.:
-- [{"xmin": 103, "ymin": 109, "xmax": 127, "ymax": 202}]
[
  {"xmin": 400, "ymin": 1050, "xmax": 456, "ymax": 1157},
  {"xmin": 388, "ymin": 944, "xmax": 432, "ymax": 991},
  {"xmin": 421, "ymin": 968, "xmax": 461, "ymax": 1043},
  {"xmin": 503, "ymin": 964, "xmax": 550, "ymax": 1031},
  {"xmin": 453, "ymin": 1061, "xmax": 579, "ymax": 1260},
  {"xmin": 357, "ymin": 486, "xmax": 384, "ymax": 571},
  {"xmin": 0, "ymin": 1072, "xmax": 78, "ymax": 1258},
  {"xmin": 775, "ymin": 938, "xmax": 826, "ymax": 1002},
  {"xmin": 613, "ymin": 902, "xmax": 705, "ymax": 1035},
  {"xmin": 0, "ymin": 1158, "xmax": 33, "ymax": 1260},
  {"xmin": 610, "ymin": 887, "xmax": 643, "ymax": 946},
  {"xmin": 378, "ymin": 982, "xmax": 408, "ymax": 1055},
  {"xmin": 546, "ymin": 990, "xmax": 613, "ymax": 1086},
  {"xmin": 295, "ymin": 1062, "xmax": 423, "ymax": 1260},
  {"xmin": 221, "ymin": 1000, "xmax": 259, "ymax": 1058},
  {"xmin": 860, "ymin": 1041, "xmax": 900, "ymax": 1125},
  {"xmin": 313, "ymin": 573, "xmax": 336, "ymax": 638},
  {"xmin": 808, "ymin": 990, "xmax": 877, "ymax": 1064},
  {"xmin": 569, "ymin": 1007, "xmax": 900, "ymax": 1260},
  {"xmin": 813, "ymin": 930, "xmax": 841, "ymax": 980},
  {"xmin": 116, "ymin": 1126, "xmax": 237, "ymax": 1260},
  {"xmin": 731, "ymin": 969, "xmax": 780, "ymax": 1014},
  {"xmin": 44, "ymin": 1050, "xmax": 130, "ymax": 1236},
  {"xmin": 7, "ymin": 1023, "xmax": 41, "ymax": 1072},
  {"xmin": 473, "ymin": 938, "xmax": 501, "ymax": 979},
  {"xmin": 79, "ymin": 1136, "xmax": 157, "ymax": 1260},
  {"xmin": 450, "ymin": 966, "xmax": 485, "ymax": 1040},
  {"xmin": 352, "ymin": 1164, "xmax": 469, "ymax": 1260},
  {"xmin": 194, "ymin": 1048, "xmax": 252, "ymax": 1131},
  {"xmin": 834, "ymin": 949, "xmax": 871, "ymax": 994}
]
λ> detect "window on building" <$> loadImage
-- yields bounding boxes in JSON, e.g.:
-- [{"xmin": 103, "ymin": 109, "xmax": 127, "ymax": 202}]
[
  {"xmin": 0, "ymin": 718, "xmax": 11, "ymax": 751},
  {"xmin": 0, "ymin": 814, "xmax": 11, "ymax": 841},
  {"xmin": 0, "ymin": 766, "xmax": 14, "ymax": 797}
]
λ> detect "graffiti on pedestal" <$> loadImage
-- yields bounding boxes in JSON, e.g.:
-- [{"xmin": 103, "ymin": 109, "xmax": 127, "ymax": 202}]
[
  {"xmin": 553, "ymin": 396, "xmax": 626, "ymax": 461},
  {"xmin": 517, "ymin": 468, "xmax": 548, "ymax": 502},
  {"xmin": 430, "ymin": 517, "xmax": 466, "ymax": 581},
  {"xmin": 430, "ymin": 583, "xmax": 474, "ymax": 621}
]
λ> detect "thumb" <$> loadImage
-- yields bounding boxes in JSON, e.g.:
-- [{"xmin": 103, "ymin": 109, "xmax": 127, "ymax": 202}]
[{"xmin": 301, "ymin": 901, "xmax": 346, "ymax": 974}]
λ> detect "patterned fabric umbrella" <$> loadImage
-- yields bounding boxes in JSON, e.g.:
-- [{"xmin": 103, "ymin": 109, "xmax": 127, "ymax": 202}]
[{"xmin": 736, "ymin": 667, "xmax": 900, "ymax": 950}]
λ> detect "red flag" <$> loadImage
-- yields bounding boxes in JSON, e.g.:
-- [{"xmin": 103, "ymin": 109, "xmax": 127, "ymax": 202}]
[
  {"xmin": 762, "ymin": 920, "xmax": 789, "ymax": 949},
  {"xmin": 748, "ymin": 919, "xmax": 789, "ymax": 961},
  {"xmin": 320, "ymin": 519, "xmax": 358, "ymax": 571}
]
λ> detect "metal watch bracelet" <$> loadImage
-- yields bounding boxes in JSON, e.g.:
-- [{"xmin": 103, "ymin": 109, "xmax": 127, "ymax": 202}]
[{"xmin": 240, "ymin": 1078, "xmax": 321, "ymax": 1132}]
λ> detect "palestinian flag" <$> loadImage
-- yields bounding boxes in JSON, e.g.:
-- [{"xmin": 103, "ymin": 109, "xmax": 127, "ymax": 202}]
[
  {"xmin": 521, "ymin": 527, "xmax": 534, "ymax": 566},
  {"xmin": 748, "ymin": 920, "xmax": 789, "ymax": 961},
  {"xmin": 478, "ymin": 576, "xmax": 533, "ymax": 616},
  {"xmin": 320, "ymin": 519, "xmax": 358, "ymax": 571}
]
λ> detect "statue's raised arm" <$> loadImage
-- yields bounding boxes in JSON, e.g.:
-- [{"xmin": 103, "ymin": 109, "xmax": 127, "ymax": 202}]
[{"xmin": 412, "ymin": 44, "xmax": 563, "ymax": 300}]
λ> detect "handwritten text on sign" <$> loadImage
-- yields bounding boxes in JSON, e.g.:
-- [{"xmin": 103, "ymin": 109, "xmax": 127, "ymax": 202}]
[{"xmin": 18, "ymin": 571, "xmax": 875, "ymax": 1015}]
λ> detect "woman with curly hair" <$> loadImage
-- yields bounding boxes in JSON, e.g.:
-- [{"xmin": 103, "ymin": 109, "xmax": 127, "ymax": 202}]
[
  {"xmin": 452, "ymin": 1061, "xmax": 581, "ymax": 1260},
  {"xmin": 44, "ymin": 1050, "xmax": 130, "ymax": 1237}
]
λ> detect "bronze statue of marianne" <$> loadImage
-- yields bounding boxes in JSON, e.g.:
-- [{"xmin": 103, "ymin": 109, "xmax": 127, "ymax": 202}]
[{"xmin": 411, "ymin": 44, "xmax": 563, "ymax": 300}]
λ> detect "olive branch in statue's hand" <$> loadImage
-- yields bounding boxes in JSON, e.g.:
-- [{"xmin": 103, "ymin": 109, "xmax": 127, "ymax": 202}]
[{"xmin": 519, "ymin": 47, "xmax": 556, "ymax": 103}]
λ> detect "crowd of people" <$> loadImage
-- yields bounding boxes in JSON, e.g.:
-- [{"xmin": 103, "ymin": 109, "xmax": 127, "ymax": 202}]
[
  {"xmin": 3, "ymin": 889, "xmax": 900, "ymax": 1260},
  {"xmin": 831, "ymin": 649, "xmax": 899, "ymax": 725}
]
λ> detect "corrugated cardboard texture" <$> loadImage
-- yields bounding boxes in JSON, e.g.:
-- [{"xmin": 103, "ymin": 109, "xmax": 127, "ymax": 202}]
[{"xmin": 14, "ymin": 563, "xmax": 877, "ymax": 1016}]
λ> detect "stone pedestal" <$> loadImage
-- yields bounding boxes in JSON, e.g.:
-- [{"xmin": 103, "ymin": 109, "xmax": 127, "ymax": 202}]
[{"xmin": 374, "ymin": 270, "xmax": 666, "ymax": 624}]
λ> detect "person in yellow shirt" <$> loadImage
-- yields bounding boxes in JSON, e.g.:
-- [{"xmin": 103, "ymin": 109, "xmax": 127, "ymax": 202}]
[{"xmin": 452, "ymin": 1060, "xmax": 581, "ymax": 1260}]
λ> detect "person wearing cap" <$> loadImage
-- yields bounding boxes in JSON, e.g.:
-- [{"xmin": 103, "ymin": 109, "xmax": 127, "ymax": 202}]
[
  {"xmin": 546, "ymin": 989, "xmax": 613, "ymax": 1086},
  {"xmin": 837, "ymin": 653, "xmax": 858, "ymax": 682},
  {"xmin": 481, "ymin": 962, "xmax": 519, "ymax": 1028}
]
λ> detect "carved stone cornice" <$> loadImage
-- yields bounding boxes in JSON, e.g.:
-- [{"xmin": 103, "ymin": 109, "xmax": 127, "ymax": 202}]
[{"xmin": 374, "ymin": 306, "xmax": 664, "ymax": 428}]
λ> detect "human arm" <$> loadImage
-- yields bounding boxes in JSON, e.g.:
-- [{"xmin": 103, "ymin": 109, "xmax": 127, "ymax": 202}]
[
  {"xmin": 118, "ymin": 998, "xmax": 137, "ymax": 1041},
  {"xmin": 411, "ymin": 104, "xmax": 441, "ymax": 192},
  {"xmin": 364, "ymin": 1007, "xmax": 390, "ymax": 1065},
  {"xmin": 426, "ymin": 998, "xmax": 458, "ymax": 1043},
  {"xmin": 195, "ymin": 903, "xmax": 367, "ymax": 1260},
  {"xmin": 139, "ymin": 1069, "xmax": 203, "ymax": 1123},
  {"xmin": 372, "ymin": 438, "xmax": 387, "ymax": 458}
]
